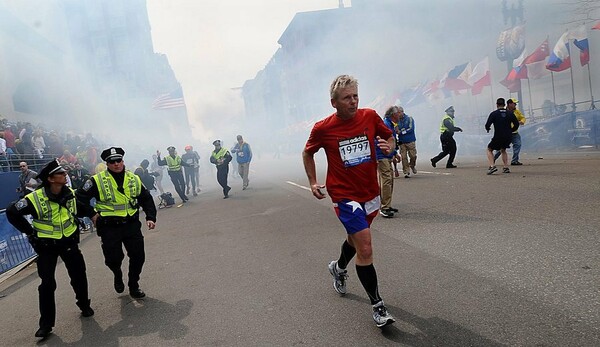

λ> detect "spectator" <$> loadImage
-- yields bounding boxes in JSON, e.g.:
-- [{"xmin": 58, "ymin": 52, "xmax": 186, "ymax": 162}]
[
  {"xmin": 19, "ymin": 123, "xmax": 34, "ymax": 157},
  {"xmin": 31, "ymin": 129, "xmax": 46, "ymax": 159},
  {"xmin": 0, "ymin": 132, "xmax": 8, "ymax": 172},
  {"xmin": 70, "ymin": 161, "xmax": 90, "ymax": 189},
  {"xmin": 134, "ymin": 159, "xmax": 157, "ymax": 191},
  {"xmin": 60, "ymin": 149, "xmax": 78, "ymax": 165},
  {"xmin": 85, "ymin": 145, "xmax": 98, "ymax": 173},
  {"xmin": 75, "ymin": 146, "xmax": 88, "ymax": 166},
  {"xmin": 45, "ymin": 131, "xmax": 63, "ymax": 158},
  {"xmin": 150, "ymin": 154, "xmax": 165, "ymax": 194},
  {"xmin": 17, "ymin": 161, "xmax": 40, "ymax": 198},
  {"xmin": 3, "ymin": 126, "xmax": 16, "ymax": 153}
]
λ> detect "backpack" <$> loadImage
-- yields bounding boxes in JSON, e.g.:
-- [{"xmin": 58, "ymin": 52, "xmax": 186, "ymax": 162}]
[{"xmin": 158, "ymin": 192, "xmax": 175, "ymax": 208}]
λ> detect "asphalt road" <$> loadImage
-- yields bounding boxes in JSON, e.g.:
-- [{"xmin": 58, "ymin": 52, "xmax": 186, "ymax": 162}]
[{"xmin": 0, "ymin": 150, "xmax": 599, "ymax": 346}]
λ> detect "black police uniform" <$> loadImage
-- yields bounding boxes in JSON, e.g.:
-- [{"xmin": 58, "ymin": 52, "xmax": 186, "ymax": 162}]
[
  {"xmin": 156, "ymin": 146, "xmax": 190, "ymax": 203},
  {"xmin": 210, "ymin": 140, "xmax": 233, "ymax": 198},
  {"xmin": 6, "ymin": 160, "xmax": 95, "ymax": 338},
  {"xmin": 75, "ymin": 147, "xmax": 157, "ymax": 298}
]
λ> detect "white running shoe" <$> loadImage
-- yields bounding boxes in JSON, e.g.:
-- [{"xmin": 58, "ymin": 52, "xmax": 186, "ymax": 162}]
[
  {"xmin": 372, "ymin": 301, "xmax": 395, "ymax": 328},
  {"xmin": 328, "ymin": 261, "xmax": 348, "ymax": 295}
]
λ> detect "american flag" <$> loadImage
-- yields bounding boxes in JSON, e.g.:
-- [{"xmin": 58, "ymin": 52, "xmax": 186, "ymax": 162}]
[{"xmin": 152, "ymin": 88, "xmax": 186, "ymax": 109}]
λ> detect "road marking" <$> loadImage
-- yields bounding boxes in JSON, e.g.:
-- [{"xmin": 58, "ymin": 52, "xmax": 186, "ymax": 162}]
[
  {"xmin": 286, "ymin": 181, "xmax": 311, "ymax": 191},
  {"xmin": 418, "ymin": 171, "xmax": 451, "ymax": 175}
]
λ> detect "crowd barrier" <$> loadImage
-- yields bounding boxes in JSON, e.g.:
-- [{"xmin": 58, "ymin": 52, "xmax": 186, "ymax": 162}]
[
  {"xmin": 0, "ymin": 172, "xmax": 20, "ymax": 210},
  {"xmin": 0, "ymin": 210, "xmax": 36, "ymax": 276}
]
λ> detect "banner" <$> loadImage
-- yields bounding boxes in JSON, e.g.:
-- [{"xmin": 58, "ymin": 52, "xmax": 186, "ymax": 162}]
[
  {"xmin": 0, "ymin": 211, "xmax": 36, "ymax": 275},
  {"xmin": 0, "ymin": 172, "xmax": 20, "ymax": 210}
]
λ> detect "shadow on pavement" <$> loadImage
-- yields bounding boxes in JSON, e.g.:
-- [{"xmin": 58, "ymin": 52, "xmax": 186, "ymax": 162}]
[
  {"xmin": 37, "ymin": 297, "xmax": 193, "ymax": 346},
  {"xmin": 342, "ymin": 293, "xmax": 503, "ymax": 346}
]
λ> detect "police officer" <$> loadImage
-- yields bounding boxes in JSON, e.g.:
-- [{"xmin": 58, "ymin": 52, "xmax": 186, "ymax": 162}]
[
  {"xmin": 210, "ymin": 140, "xmax": 232, "ymax": 198},
  {"xmin": 156, "ymin": 146, "xmax": 190, "ymax": 203},
  {"xmin": 76, "ymin": 147, "xmax": 157, "ymax": 299},
  {"xmin": 430, "ymin": 106, "xmax": 463, "ymax": 168},
  {"xmin": 6, "ymin": 159, "xmax": 95, "ymax": 339}
]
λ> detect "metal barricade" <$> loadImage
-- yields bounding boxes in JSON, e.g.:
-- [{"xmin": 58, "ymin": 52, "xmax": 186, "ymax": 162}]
[{"xmin": 0, "ymin": 210, "xmax": 36, "ymax": 275}]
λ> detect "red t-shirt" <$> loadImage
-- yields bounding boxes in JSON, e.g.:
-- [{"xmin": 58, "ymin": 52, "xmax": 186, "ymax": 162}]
[{"xmin": 304, "ymin": 108, "xmax": 392, "ymax": 203}]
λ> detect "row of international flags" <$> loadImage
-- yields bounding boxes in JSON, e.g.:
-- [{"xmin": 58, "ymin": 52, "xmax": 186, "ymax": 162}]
[{"xmin": 367, "ymin": 21, "xmax": 600, "ymax": 111}]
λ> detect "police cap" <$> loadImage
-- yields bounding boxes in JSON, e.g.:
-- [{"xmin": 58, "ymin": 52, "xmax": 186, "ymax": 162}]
[
  {"xmin": 100, "ymin": 147, "xmax": 125, "ymax": 162},
  {"xmin": 212, "ymin": 140, "xmax": 221, "ymax": 146},
  {"xmin": 36, "ymin": 159, "xmax": 66, "ymax": 182}
]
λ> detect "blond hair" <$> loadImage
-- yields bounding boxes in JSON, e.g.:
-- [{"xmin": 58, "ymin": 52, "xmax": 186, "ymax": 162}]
[{"xmin": 329, "ymin": 75, "xmax": 358, "ymax": 99}]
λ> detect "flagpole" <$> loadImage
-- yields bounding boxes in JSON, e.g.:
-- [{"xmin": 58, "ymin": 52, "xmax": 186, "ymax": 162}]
[
  {"xmin": 527, "ymin": 78, "xmax": 534, "ymax": 121},
  {"xmin": 569, "ymin": 63, "xmax": 576, "ymax": 112},
  {"xmin": 551, "ymin": 72, "xmax": 557, "ymax": 106},
  {"xmin": 588, "ymin": 64, "xmax": 596, "ymax": 110}
]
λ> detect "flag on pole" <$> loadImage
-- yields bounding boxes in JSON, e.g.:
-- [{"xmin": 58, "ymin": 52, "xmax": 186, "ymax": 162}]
[
  {"xmin": 570, "ymin": 25, "xmax": 590, "ymax": 66},
  {"xmin": 152, "ymin": 87, "xmax": 186, "ymax": 109},
  {"xmin": 523, "ymin": 38, "xmax": 550, "ymax": 79},
  {"xmin": 423, "ymin": 78, "xmax": 451, "ymax": 102},
  {"xmin": 499, "ymin": 76, "xmax": 521, "ymax": 93},
  {"xmin": 442, "ymin": 62, "xmax": 472, "ymax": 91},
  {"xmin": 546, "ymin": 31, "xmax": 571, "ymax": 72},
  {"xmin": 468, "ymin": 57, "xmax": 491, "ymax": 95}
]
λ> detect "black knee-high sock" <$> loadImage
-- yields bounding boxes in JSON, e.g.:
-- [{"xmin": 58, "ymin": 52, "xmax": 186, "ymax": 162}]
[
  {"xmin": 356, "ymin": 264, "xmax": 382, "ymax": 305},
  {"xmin": 337, "ymin": 240, "xmax": 356, "ymax": 269}
]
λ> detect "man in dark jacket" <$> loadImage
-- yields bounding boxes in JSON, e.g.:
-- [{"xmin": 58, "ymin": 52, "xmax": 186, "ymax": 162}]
[
  {"xmin": 485, "ymin": 98, "xmax": 520, "ymax": 175},
  {"xmin": 6, "ymin": 159, "xmax": 96, "ymax": 339},
  {"xmin": 134, "ymin": 159, "xmax": 157, "ymax": 191}
]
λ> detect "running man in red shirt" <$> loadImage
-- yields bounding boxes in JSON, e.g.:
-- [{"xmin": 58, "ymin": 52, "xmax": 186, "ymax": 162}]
[{"xmin": 302, "ymin": 75, "xmax": 396, "ymax": 328}]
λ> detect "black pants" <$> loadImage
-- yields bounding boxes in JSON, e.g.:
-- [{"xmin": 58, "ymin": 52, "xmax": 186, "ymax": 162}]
[
  {"xmin": 432, "ymin": 132, "xmax": 457, "ymax": 167},
  {"xmin": 168, "ymin": 170, "xmax": 188, "ymax": 202},
  {"xmin": 216, "ymin": 165, "xmax": 229, "ymax": 196},
  {"xmin": 97, "ymin": 220, "xmax": 145, "ymax": 291},
  {"xmin": 35, "ymin": 240, "xmax": 89, "ymax": 329}
]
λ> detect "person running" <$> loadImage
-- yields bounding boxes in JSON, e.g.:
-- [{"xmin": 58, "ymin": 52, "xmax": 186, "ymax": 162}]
[
  {"xmin": 210, "ymin": 140, "xmax": 233, "ymax": 198},
  {"xmin": 181, "ymin": 145, "xmax": 200, "ymax": 196},
  {"xmin": 231, "ymin": 135, "xmax": 252, "ymax": 190},
  {"xmin": 302, "ymin": 74, "xmax": 396, "ymax": 328},
  {"xmin": 156, "ymin": 146, "xmax": 190, "ymax": 203},
  {"xmin": 396, "ymin": 106, "xmax": 418, "ymax": 177},
  {"xmin": 485, "ymin": 98, "xmax": 520, "ymax": 174},
  {"xmin": 76, "ymin": 147, "xmax": 157, "ymax": 299},
  {"xmin": 6, "ymin": 159, "xmax": 95, "ymax": 339},
  {"xmin": 493, "ymin": 98, "xmax": 526, "ymax": 165},
  {"xmin": 430, "ymin": 106, "xmax": 463, "ymax": 168}
]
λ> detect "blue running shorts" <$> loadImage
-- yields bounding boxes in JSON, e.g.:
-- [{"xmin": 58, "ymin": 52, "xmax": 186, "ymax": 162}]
[{"xmin": 333, "ymin": 196, "xmax": 380, "ymax": 234}]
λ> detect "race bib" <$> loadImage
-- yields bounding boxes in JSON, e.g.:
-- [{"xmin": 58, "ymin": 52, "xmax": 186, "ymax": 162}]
[{"xmin": 338, "ymin": 135, "xmax": 371, "ymax": 167}]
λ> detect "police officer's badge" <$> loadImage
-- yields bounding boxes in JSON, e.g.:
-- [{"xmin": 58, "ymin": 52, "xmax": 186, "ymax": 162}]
[
  {"xmin": 15, "ymin": 199, "xmax": 28, "ymax": 210},
  {"xmin": 83, "ymin": 179, "xmax": 93, "ymax": 191}
]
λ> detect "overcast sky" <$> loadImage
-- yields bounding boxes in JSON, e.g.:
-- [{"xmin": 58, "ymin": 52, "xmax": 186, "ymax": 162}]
[{"xmin": 146, "ymin": 0, "xmax": 347, "ymax": 140}]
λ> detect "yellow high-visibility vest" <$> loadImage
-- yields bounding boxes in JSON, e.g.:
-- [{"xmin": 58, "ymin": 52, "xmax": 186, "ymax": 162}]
[
  {"xmin": 165, "ymin": 155, "xmax": 182, "ymax": 171},
  {"xmin": 27, "ymin": 188, "xmax": 78, "ymax": 239},
  {"xmin": 92, "ymin": 170, "xmax": 141, "ymax": 217},
  {"xmin": 440, "ymin": 114, "xmax": 455, "ymax": 133}
]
